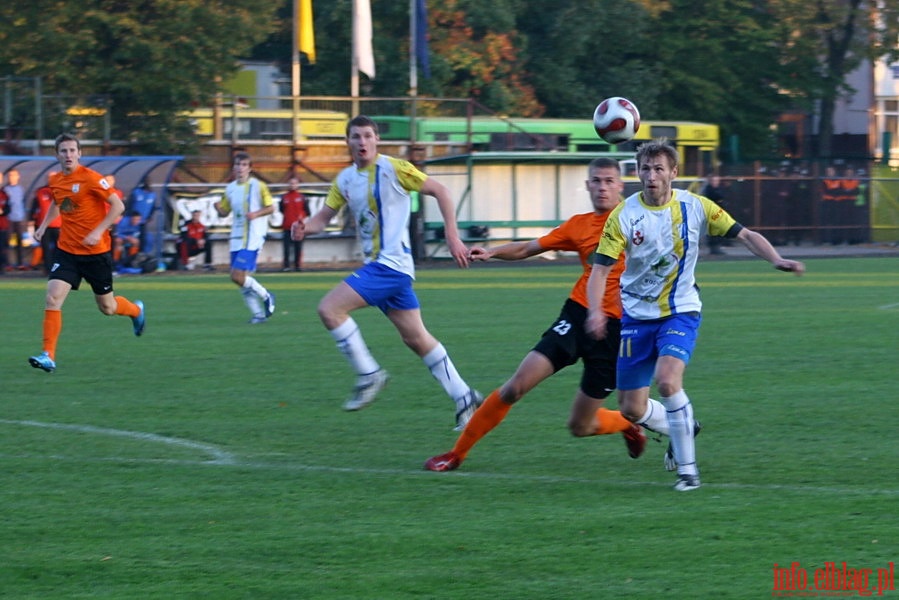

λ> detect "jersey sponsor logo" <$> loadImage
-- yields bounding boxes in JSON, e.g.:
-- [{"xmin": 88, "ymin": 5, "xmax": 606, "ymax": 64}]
[{"xmin": 60, "ymin": 197, "xmax": 75, "ymax": 212}]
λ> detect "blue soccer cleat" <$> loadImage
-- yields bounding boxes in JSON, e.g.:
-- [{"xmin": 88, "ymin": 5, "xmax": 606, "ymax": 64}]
[
  {"xmin": 132, "ymin": 300, "xmax": 146, "ymax": 336},
  {"xmin": 28, "ymin": 351, "xmax": 56, "ymax": 373}
]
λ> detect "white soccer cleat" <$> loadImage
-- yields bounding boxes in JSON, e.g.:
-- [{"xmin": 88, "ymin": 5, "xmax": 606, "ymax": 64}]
[
  {"xmin": 454, "ymin": 389, "xmax": 484, "ymax": 431},
  {"xmin": 344, "ymin": 369, "xmax": 389, "ymax": 411}
]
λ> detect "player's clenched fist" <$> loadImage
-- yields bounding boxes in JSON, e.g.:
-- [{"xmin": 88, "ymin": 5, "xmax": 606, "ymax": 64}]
[{"xmin": 291, "ymin": 220, "xmax": 306, "ymax": 241}]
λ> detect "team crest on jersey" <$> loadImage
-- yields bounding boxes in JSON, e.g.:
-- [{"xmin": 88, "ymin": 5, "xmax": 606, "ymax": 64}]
[
  {"xmin": 632, "ymin": 230, "xmax": 644, "ymax": 245},
  {"xmin": 72, "ymin": 184, "xmax": 80, "ymax": 193}
]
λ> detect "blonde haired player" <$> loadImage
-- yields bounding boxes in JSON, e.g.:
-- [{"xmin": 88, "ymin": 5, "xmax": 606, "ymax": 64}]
[{"xmin": 586, "ymin": 139, "xmax": 804, "ymax": 491}]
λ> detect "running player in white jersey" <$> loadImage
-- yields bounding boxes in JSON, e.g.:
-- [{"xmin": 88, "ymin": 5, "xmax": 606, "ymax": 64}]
[
  {"xmin": 214, "ymin": 152, "xmax": 277, "ymax": 324},
  {"xmin": 585, "ymin": 139, "xmax": 805, "ymax": 491},
  {"xmin": 291, "ymin": 115, "xmax": 482, "ymax": 430}
]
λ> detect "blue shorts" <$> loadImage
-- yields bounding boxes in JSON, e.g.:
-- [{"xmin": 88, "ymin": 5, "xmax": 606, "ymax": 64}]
[
  {"xmin": 230, "ymin": 249, "xmax": 259, "ymax": 272},
  {"xmin": 616, "ymin": 312, "xmax": 702, "ymax": 390},
  {"xmin": 345, "ymin": 262, "xmax": 420, "ymax": 313}
]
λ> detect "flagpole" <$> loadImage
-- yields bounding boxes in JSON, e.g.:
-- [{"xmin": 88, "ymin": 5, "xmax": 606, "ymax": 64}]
[
  {"xmin": 409, "ymin": 0, "xmax": 417, "ymax": 143},
  {"xmin": 351, "ymin": 0, "xmax": 360, "ymax": 117},
  {"xmin": 409, "ymin": 0, "xmax": 418, "ymax": 98},
  {"xmin": 292, "ymin": 0, "xmax": 301, "ymax": 147}
]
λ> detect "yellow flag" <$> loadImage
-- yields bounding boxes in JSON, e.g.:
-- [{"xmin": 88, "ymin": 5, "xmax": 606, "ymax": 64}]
[{"xmin": 298, "ymin": 0, "xmax": 316, "ymax": 64}]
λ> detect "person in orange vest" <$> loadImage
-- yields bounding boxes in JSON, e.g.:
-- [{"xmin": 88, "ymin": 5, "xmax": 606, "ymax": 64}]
[
  {"xmin": 820, "ymin": 166, "xmax": 844, "ymax": 244},
  {"xmin": 839, "ymin": 167, "xmax": 863, "ymax": 244}
]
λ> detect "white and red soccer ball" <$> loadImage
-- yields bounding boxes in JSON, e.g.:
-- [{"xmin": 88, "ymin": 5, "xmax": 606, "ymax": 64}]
[{"xmin": 593, "ymin": 97, "xmax": 641, "ymax": 144}]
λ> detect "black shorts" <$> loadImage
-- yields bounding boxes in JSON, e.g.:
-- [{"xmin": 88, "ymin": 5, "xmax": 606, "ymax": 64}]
[
  {"xmin": 49, "ymin": 248, "xmax": 115, "ymax": 295},
  {"xmin": 532, "ymin": 298, "xmax": 621, "ymax": 399}
]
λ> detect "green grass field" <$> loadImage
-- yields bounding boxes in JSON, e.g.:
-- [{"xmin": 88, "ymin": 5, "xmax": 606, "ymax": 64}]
[{"xmin": 1, "ymin": 257, "xmax": 897, "ymax": 599}]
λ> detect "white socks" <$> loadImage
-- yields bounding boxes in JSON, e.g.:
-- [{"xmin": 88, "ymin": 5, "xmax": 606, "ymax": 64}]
[
  {"xmin": 330, "ymin": 317, "xmax": 380, "ymax": 376},
  {"xmin": 241, "ymin": 276, "xmax": 270, "ymax": 318},
  {"xmin": 662, "ymin": 390, "xmax": 697, "ymax": 476},
  {"xmin": 422, "ymin": 343, "xmax": 470, "ymax": 407},
  {"xmin": 636, "ymin": 398, "xmax": 669, "ymax": 435},
  {"xmin": 240, "ymin": 287, "xmax": 264, "ymax": 318}
]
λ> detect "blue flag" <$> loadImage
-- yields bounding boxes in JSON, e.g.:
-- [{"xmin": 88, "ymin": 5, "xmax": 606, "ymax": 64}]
[{"xmin": 415, "ymin": 0, "xmax": 431, "ymax": 79}]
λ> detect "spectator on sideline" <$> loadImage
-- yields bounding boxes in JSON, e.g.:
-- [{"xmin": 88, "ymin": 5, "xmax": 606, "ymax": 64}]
[
  {"xmin": 30, "ymin": 185, "xmax": 62, "ymax": 273},
  {"xmin": 129, "ymin": 178, "xmax": 157, "ymax": 252},
  {"xmin": 113, "ymin": 211, "xmax": 143, "ymax": 270},
  {"xmin": 700, "ymin": 173, "xmax": 727, "ymax": 254},
  {"xmin": 585, "ymin": 138, "xmax": 804, "ymax": 491},
  {"xmin": 4, "ymin": 169, "xmax": 27, "ymax": 269},
  {"xmin": 0, "ymin": 183, "xmax": 9, "ymax": 274},
  {"xmin": 176, "ymin": 209, "xmax": 212, "ymax": 270},
  {"xmin": 291, "ymin": 115, "xmax": 482, "ymax": 430},
  {"xmin": 279, "ymin": 176, "xmax": 309, "ymax": 271}
]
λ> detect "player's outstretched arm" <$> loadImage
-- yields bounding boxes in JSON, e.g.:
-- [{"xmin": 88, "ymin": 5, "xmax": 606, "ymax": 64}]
[
  {"xmin": 470, "ymin": 239, "xmax": 543, "ymax": 262},
  {"xmin": 735, "ymin": 229, "xmax": 805, "ymax": 276}
]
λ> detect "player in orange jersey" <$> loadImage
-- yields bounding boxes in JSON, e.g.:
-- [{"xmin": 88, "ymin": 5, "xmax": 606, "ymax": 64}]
[
  {"xmin": 425, "ymin": 157, "xmax": 673, "ymax": 472},
  {"xmin": 28, "ymin": 133, "xmax": 146, "ymax": 373}
]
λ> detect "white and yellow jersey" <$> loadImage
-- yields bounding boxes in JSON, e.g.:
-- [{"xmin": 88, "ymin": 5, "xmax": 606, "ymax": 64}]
[
  {"xmin": 598, "ymin": 188, "xmax": 739, "ymax": 320},
  {"xmin": 220, "ymin": 177, "xmax": 274, "ymax": 252},
  {"xmin": 326, "ymin": 154, "xmax": 426, "ymax": 278}
]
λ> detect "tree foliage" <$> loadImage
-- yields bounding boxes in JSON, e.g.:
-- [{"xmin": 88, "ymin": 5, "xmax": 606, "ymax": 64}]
[
  {"xmin": 0, "ymin": 0, "xmax": 281, "ymax": 152},
  {"xmin": 766, "ymin": 0, "xmax": 899, "ymax": 157},
  {"xmin": 0, "ymin": 0, "xmax": 895, "ymax": 158}
]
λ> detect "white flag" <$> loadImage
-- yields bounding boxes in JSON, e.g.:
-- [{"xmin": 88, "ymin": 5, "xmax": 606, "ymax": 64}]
[{"xmin": 354, "ymin": 0, "xmax": 375, "ymax": 79}]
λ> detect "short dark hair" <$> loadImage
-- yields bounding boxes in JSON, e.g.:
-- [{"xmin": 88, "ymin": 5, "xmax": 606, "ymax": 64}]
[
  {"xmin": 233, "ymin": 151, "xmax": 251, "ymax": 164},
  {"xmin": 346, "ymin": 115, "xmax": 379, "ymax": 137},
  {"xmin": 54, "ymin": 133, "xmax": 81, "ymax": 152},
  {"xmin": 588, "ymin": 157, "xmax": 621, "ymax": 173}
]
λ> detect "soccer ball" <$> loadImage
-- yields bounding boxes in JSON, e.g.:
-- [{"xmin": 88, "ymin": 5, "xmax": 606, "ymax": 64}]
[{"xmin": 593, "ymin": 97, "xmax": 641, "ymax": 144}]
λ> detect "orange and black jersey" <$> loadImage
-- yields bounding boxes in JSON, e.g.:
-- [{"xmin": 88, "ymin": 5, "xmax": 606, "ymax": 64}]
[
  {"xmin": 48, "ymin": 165, "xmax": 116, "ymax": 255},
  {"xmin": 537, "ymin": 211, "xmax": 624, "ymax": 319}
]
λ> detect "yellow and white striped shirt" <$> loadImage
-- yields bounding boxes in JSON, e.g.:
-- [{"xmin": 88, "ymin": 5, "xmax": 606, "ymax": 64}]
[{"xmin": 598, "ymin": 188, "xmax": 738, "ymax": 319}]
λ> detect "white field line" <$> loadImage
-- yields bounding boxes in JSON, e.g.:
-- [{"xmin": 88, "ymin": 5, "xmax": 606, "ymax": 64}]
[
  {"xmin": 0, "ymin": 419, "xmax": 236, "ymax": 465},
  {"xmin": 2, "ymin": 419, "xmax": 898, "ymax": 497}
]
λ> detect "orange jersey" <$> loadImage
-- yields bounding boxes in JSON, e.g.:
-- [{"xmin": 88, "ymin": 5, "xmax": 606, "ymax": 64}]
[
  {"xmin": 537, "ymin": 211, "xmax": 624, "ymax": 319},
  {"xmin": 48, "ymin": 165, "xmax": 116, "ymax": 255}
]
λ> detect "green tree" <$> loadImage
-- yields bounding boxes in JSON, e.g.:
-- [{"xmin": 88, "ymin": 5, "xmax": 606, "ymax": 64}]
[
  {"xmin": 769, "ymin": 0, "xmax": 899, "ymax": 158},
  {"xmin": 0, "ymin": 0, "xmax": 281, "ymax": 152},
  {"xmin": 632, "ymin": 0, "xmax": 798, "ymax": 159},
  {"xmin": 516, "ymin": 0, "xmax": 658, "ymax": 119}
]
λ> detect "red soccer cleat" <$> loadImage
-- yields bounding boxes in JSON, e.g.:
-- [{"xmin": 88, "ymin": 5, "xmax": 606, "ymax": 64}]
[
  {"xmin": 622, "ymin": 424, "xmax": 647, "ymax": 459},
  {"xmin": 424, "ymin": 451, "xmax": 462, "ymax": 472}
]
